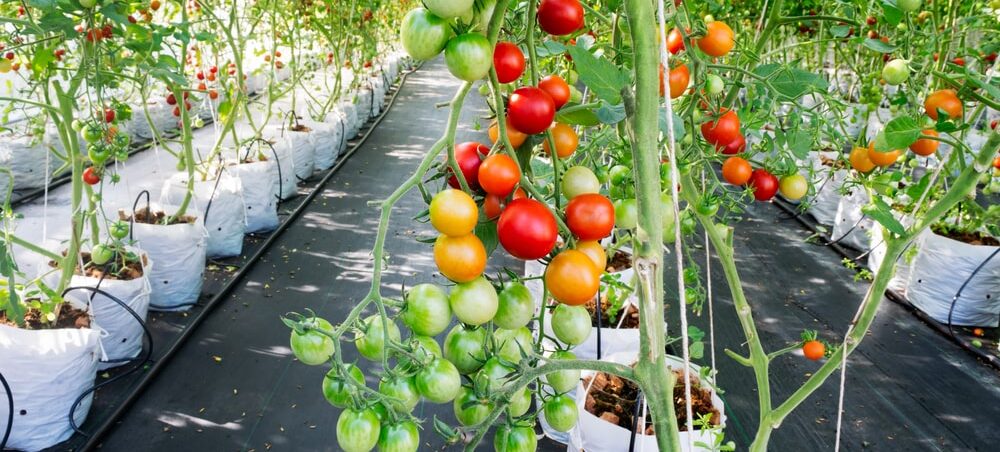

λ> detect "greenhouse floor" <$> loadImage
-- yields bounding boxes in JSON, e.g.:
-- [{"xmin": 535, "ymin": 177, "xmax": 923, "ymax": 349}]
[{"xmin": 48, "ymin": 58, "xmax": 1000, "ymax": 451}]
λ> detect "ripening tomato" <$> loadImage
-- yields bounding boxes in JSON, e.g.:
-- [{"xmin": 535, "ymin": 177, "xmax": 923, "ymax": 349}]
[
  {"xmin": 479, "ymin": 154, "xmax": 521, "ymax": 197},
  {"xmin": 447, "ymin": 142, "xmax": 486, "ymax": 190},
  {"xmin": 434, "ymin": 234, "xmax": 487, "ymax": 282},
  {"xmin": 497, "ymin": 198, "xmax": 558, "ymax": 260},
  {"xmin": 697, "ymin": 21, "xmax": 735, "ymax": 57},
  {"xmin": 575, "ymin": 240, "xmax": 607, "ymax": 272},
  {"xmin": 511, "ymin": 187, "xmax": 527, "ymax": 200},
  {"xmin": 545, "ymin": 250, "xmax": 599, "ymax": 305},
  {"xmin": 721, "ymin": 156, "xmax": 752, "ymax": 185},
  {"xmin": 542, "ymin": 122, "xmax": 578, "ymax": 158},
  {"xmin": 849, "ymin": 146, "xmax": 876, "ymax": 173},
  {"xmin": 400, "ymin": 8, "xmax": 453, "ymax": 61},
  {"xmin": 909, "ymin": 129, "xmax": 939, "ymax": 156},
  {"xmin": 778, "ymin": 174, "xmax": 808, "ymax": 200},
  {"xmin": 924, "ymin": 89, "xmax": 963, "ymax": 120},
  {"xmin": 718, "ymin": 133, "xmax": 746, "ymax": 155},
  {"xmin": 494, "ymin": 41, "xmax": 526, "ymax": 83},
  {"xmin": 565, "ymin": 193, "xmax": 615, "ymax": 240},
  {"xmin": 802, "ymin": 340, "xmax": 825, "ymax": 360},
  {"xmin": 83, "ymin": 167, "xmax": 101, "ymax": 185},
  {"xmin": 508, "ymin": 87, "xmax": 555, "ymax": 134},
  {"xmin": 537, "ymin": 0, "xmax": 584, "ymax": 36},
  {"xmin": 659, "ymin": 64, "xmax": 689, "ymax": 98},
  {"xmin": 701, "ymin": 109, "xmax": 741, "ymax": 146},
  {"xmin": 483, "ymin": 193, "xmax": 503, "ymax": 219},
  {"xmin": 489, "ymin": 118, "xmax": 528, "ymax": 148},
  {"xmin": 748, "ymin": 169, "xmax": 779, "ymax": 201},
  {"xmin": 867, "ymin": 142, "xmax": 901, "ymax": 167},
  {"xmin": 429, "ymin": 189, "xmax": 479, "ymax": 236},
  {"xmin": 666, "ymin": 27, "xmax": 685, "ymax": 54},
  {"xmin": 539, "ymin": 75, "xmax": 570, "ymax": 109}
]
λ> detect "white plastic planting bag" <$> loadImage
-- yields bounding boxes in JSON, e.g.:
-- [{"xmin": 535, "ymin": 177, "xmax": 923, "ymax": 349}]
[
  {"xmin": 340, "ymin": 101, "xmax": 360, "ymax": 140},
  {"xmin": 62, "ymin": 250, "xmax": 151, "ymax": 370},
  {"xmin": 0, "ymin": 133, "xmax": 54, "ymax": 191},
  {"xmin": 161, "ymin": 171, "xmax": 247, "ymax": 258},
  {"xmin": 808, "ymin": 167, "xmax": 847, "ymax": 226},
  {"xmin": 228, "ymin": 160, "xmax": 280, "ymax": 232},
  {"xmin": 130, "ymin": 203, "xmax": 208, "ymax": 311},
  {"xmin": 0, "ymin": 320, "xmax": 101, "ymax": 451},
  {"xmin": 832, "ymin": 187, "xmax": 874, "ymax": 251},
  {"xmin": 259, "ymin": 137, "xmax": 298, "ymax": 200},
  {"xmin": 264, "ymin": 124, "xmax": 315, "ymax": 181},
  {"xmin": 566, "ymin": 352, "xmax": 725, "ymax": 452},
  {"xmin": 125, "ymin": 101, "xmax": 177, "ymax": 140},
  {"xmin": 356, "ymin": 87, "xmax": 373, "ymax": 122},
  {"xmin": 301, "ymin": 120, "xmax": 339, "ymax": 171},
  {"xmin": 907, "ymin": 231, "xmax": 1000, "ymax": 327},
  {"xmin": 324, "ymin": 109, "xmax": 348, "ymax": 158},
  {"xmin": 867, "ymin": 221, "xmax": 920, "ymax": 295},
  {"xmin": 369, "ymin": 76, "xmax": 386, "ymax": 118}
]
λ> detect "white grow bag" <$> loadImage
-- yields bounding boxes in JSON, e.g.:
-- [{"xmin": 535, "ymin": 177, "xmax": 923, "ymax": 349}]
[
  {"xmin": 324, "ymin": 109, "xmax": 349, "ymax": 157},
  {"xmin": 566, "ymin": 352, "xmax": 726, "ymax": 451},
  {"xmin": 806, "ymin": 152, "xmax": 847, "ymax": 226},
  {"xmin": 300, "ymin": 120, "xmax": 340, "ymax": 171},
  {"xmin": 867, "ymin": 220, "xmax": 922, "ymax": 296},
  {"xmin": 130, "ymin": 203, "xmax": 209, "ymax": 311},
  {"xmin": 62, "ymin": 250, "xmax": 151, "ymax": 370},
  {"xmin": 0, "ymin": 319, "xmax": 101, "ymax": 451},
  {"xmin": 831, "ymin": 187, "xmax": 874, "ymax": 251},
  {"xmin": 0, "ymin": 133, "xmax": 55, "ymax": 192},
  {"xmin": 228, "ymin": 160, "xmax": 280, "ymax": 232},
  {"xmin": 125, "ymin": 101, "xmax": 177, "ymax": 140},
  {"xmin": 264, "ymin": 124, "xmax": 316, "ymax": 182},
  {"xmin": 340, "ymin": 101, "xmax": 361, "ymax": 140},
  {"xmin": 368, "ymin": 76, "xmax": 386, "ymax": 118},
  {"xmin": 907, "ymin": 231, "xmax": 1000, "ymax": 327},
  {"xmin": 356, "ymin": 88, "xmax": 373, "ymax": 123},
  {"xmin": 161, "ymin": 171, "xmax": 247, "ymax": 258}
]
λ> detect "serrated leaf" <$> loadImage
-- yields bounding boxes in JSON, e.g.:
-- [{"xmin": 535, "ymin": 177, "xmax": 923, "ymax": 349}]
[
  {"xmin": 30, "ymin": 47, "xmax": 54, "ymax": 74},
  {"xmin": 862, "ymin": 38, "xmax": 897, "ymax": 53},
  {"xmin": 566, "ymin": 43, "xmax": 628, "ymax": 104},
  {"xmin": 862, "ymin": 197, "xmax": 905, "ymax": 236},
  {"xmin": 689, "ymin": 341, "xmax": 704, "ymax": 360},
  {"xmin": 752, "ymin": 64, "xmax": 828, "ymax": 100},
  {"xmin": 556, "ymin": 105, "xmax": 600, "ymax": 126},
  {"xmin": 596, "ymin": 103, "xmax": 626, "ymax": 124},
  {"xmin": 785, "ymin": 129, "xmax": 812, "ymax": 160},
  {"xmin": 881, "ymin": 116, "xmax": 922, "ymax": 149}
]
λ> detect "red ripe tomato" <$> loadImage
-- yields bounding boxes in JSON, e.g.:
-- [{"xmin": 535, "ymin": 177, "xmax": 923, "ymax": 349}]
[
  {"xmin": 700, "ymin": 109, "xmax": 740, "ymax": 146},
  {"xmin": 667, "ymin": 64, "xmax": 689, "ymax": 99},
  {"xmin": 494, "ymin": 42, "xmax": 526, "ymax": 84},
  {"xmin": 483, "ymin": 194, "xmax": 503, "ymax": 219},
  {"xmin": 537, "ymin": 0, "xmax": 584, "ymax": 36},
  {"xmin": 104, "ymin": 108, "xmax": 115, "ymax": 123},
  {"xmin": 479, "ymin": 154, "xmax": 521, "ymax": 197},
  {"xmin": 166, "ymin": 93, "xmax": 177, "ymax": 105},
  {"xmin": 508, "ymin": 87, "xmax": 555, "ymax": 135},
  {"xmin": 565, "ymin": 194, "xmax": 614, "ymax": 240},
  {"xmin": 83, "ymin": 167, "xmax": 100, "ymax": 185},
  {"xmin": 748, "ymin": 169, "xmax": 779, "ymax": 201},
  {"xmin": 497, "ymin": 198, "xmax": 558, "ymax": 260},
  {"xmin": 539, "ymin": 75, "xmax": 570, "ymax": 109},
  {"xmin": 666, "ymin": 28, "xmax": 685, "ymax": 54},
  {"xmin": 447, "ymin": 142, "xmax": 486, "ymax": 190},
  {"xmin": 718, "ymin": 133, "xmax": 746, "ymax": 155},
  {"xmin": 512, "ymin": 187, "xmax": 527, "ymax": 200}
]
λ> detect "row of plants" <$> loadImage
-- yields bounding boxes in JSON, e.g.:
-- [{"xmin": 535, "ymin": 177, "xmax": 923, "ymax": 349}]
[
  {"xmin": 282, "ymin": 0, "xmax": 999, "ymax": 451},
  {"xmin": 0, "ymin": 0, "xmax": 414, "ymax": 450}
]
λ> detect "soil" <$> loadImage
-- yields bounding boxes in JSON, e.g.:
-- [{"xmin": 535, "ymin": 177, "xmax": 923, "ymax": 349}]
[
  {"xmin": 290, "ymin": 124, "xmax": 312, "ymax": 132},
  {"xmin": 0, "ymin": 303, "xmax": 91, "ymax": 330},
  {"xmin": 120, "ymin": 207, "xmax": 196, "ymax": 225},
  {"xmin": 819, "ymin": 154, "xmax": 848, "ymax": 170},
  {"xmin": 585, "ymin": 296, "xmax": 640, "ymax": 328},
  {"xmin": 606, "ymin": 249, "xmax": 633, "ymax": 273},
  {"xmin": 50, "ymin": 252, "xmax": 147, "ymax": 281},
  {"xmin": 583, "ymin": 367, "xmax": 720, "ymax": 434},
  {"xmin": 932, "ymin": 225, "xmax": 999, "ymax": 246}
]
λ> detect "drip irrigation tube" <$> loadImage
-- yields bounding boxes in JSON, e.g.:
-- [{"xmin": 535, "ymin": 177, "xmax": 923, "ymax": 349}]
[
  {"xmin": 771, "ymin": 197, "xmax": 1000, "ymax": 371},
  {"xmin": 76, "ymin": 60, "xmax": 422, "ymax": 452},
  {"xmin": 1, "ymin": 369, "xmax": 12, "ymax": 451}
]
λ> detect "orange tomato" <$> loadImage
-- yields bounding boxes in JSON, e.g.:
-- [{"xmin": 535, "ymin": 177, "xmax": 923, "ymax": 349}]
[
  {"xmin": 721, "ymin": 156, "xmax": 752, "ymax": 185},
  {"xmin": 924, "ymin": 89, "xmax": 963, "ymax": 120},
  {"xmin": 575, "ymin": 240, "xmax": 607, "ymax": 273},
  {"xmin": 544, "ymin": 250, "xmax": 599, "ymax": 305},
  {"xmin": 696, "ymin": 21, "xmax": 735, "ymax": 57},
  {"xmin": 668, "ymin": 64, "xmax": 690, "ymax": 99},
  {"xmin": 483, "ymin": 193, "xmax": 503, "ymax": 219},
  {"xmin": 434, "ymin": 234, "xmax": 486, "ymax": 283},
  {"xmin": 909, "ymin": 130, "xmax": 939, "ymax": 156},
  {"xmin": 429, "ymin": 189, "xmax": 478, "ymax": 237},
  {"xmin": 850, "ymin": 146, "xmax": 876, "ymax": 173},
  {"xmin": 867, "ymin": 142, "xmax": 901, "ymax": 167},
  {"xmin": 543, "ymin": 123, "xmax": 578, "ymax": 158},
  {"xmin": 488, "ymin": 118, "xmax": 528, "ymax": 149},
  {"xmin": 512, "ymin": 187, "xmax": 527, "ymax": 200},
  {"xmin": 802, "ymin": 340, "xmax": 825, "ymax": 361}
]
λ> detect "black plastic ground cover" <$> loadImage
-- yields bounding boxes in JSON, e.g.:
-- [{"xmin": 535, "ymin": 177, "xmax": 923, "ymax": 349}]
[
  {"xmin": 661, "ymin": 199, "xmax": 1000, "ymax": 450},
  {"xmin": 78, "ymin": 57, "xmax": 561, "ymax": 452},
  {"xmin": 29, "ymin": 63, "xmax": 420, "ymax": 452}
]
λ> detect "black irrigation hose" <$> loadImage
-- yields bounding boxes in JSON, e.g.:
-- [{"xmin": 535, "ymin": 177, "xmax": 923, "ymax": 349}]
[
  {"xmin": 1, "ymin": 369, "xmax": 12, "ymax": 451},
  {"xmin": 946, "ymin": 248, "xmax": 1000, "ymax": 343},
  {"xmin": 127, "ymin": 190, "xmax": 151, "ymax": 242},
  {"xmin": 596, "ymin": 286, "xmax": 603, "ymax": 360},
  {"xmin": 627, "ymin": 390, "xmax": 644, "ymax": 451},
  {"xmin": 76, "ymin": 60, "xmax": 422, "ymax": 452},
  {"xmin": 241, "ymin": 138, "xmax": 284, "ymax": 202},
  {"xmin": 772, "ymin": 197, "xmax": 1000, "ymax": 371},
  {"xmin": 61, "ymin": 284, "xmax": 153, "ymax": 436}
]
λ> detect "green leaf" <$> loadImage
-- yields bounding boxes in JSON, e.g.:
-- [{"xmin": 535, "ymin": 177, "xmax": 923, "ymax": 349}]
[
  {"xmin": 689, "ymin": 341, "xmax": 704, "ymax": 360},
  {"xmin": 475, "ymin": 220, "xmax": 499, "ymax": 257},
  {"xmin": 535, "ymin": 40, "xmax": 567, "ymax": 58},
  {"xmin": 862, "ymin": 38, "xmax": 897, "ymax": 53},
  {"xmin": 785, "ymin": 129, "xmax": 812, "ymax": 160},
  {"xmin": 752, "ymin": 63, "xmax": 829, "ymax": 100},
  {"xmin": 881, "ymin": 116, "xmax": 922, "ymax": 150},
  {"xmin": 881, "ymin": 1, "xmax": 903, "ymax": 26},
  {"xmin": 566, "ymin": 42, "xmax": 628, "ymax": 105},
  {"xmin": 830, "ymin": 25, "xmax": 852, "ymax": 38},
  {"xmin": 863, "ymin": 197, "xmax": 905, "ymax": 236},
  {"xmin": 596, "ymin": 102, "xmax": 626, "ymax": 124},
  {"xmin": 555, "ymin": 105, "xmax": 600, "ymax": 126},
  {"xmin": 30, "ymin": 47, "xmax": 55, "ymax": 74},
  {"xmin": 658, "ymin": 108, "xmax": 685, "ymax": 139}
]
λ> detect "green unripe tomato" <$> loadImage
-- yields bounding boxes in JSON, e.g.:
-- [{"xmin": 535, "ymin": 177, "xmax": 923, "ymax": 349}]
[
  {"xmin": 566, "ymin": 70, "xmax": 579, "ymax": 85},
  {"xmin": 90, "ymin": 244, "xmax": 114, "ymax": 265},
  {"xmin": 705, "ymin": 74, "xmax": 724, "ymax": 95},
  {"xmin": 80, "ymin": 0, "xmax": 98, "ymax": 9},
  {"xmin": 478, "ymin": 84, "xmax": 490, "ymax": 96},
  {"xmin": 568, "ymin": 85, "xmax": 583, "ymax": 103},
  {"xmin": 561, "ymin": 166, "xmax": 601, "ymax": 199},
  {"xmin": 614, "ymin": 198, "xmax": 638, "ymax": 229},
  {"xmin": 609, "ymin": 165, "xmax": 630, "ymax": 185},
  {"xmin": 897, "ymin": 0, "xmax": 922, "ymax": 12},
  {"xmin": 109, "ymin": 220, "xmax": 130, "ymax": 240}
]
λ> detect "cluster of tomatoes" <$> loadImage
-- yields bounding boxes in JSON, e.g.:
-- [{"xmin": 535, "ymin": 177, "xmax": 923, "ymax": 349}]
[
  {"xmin": 74, "ymin": 101, "xmax": 133, "ymax": 186},
  {"xmin": 0, "ymin": 49, "xmax": 18, "ymax": 73}
]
